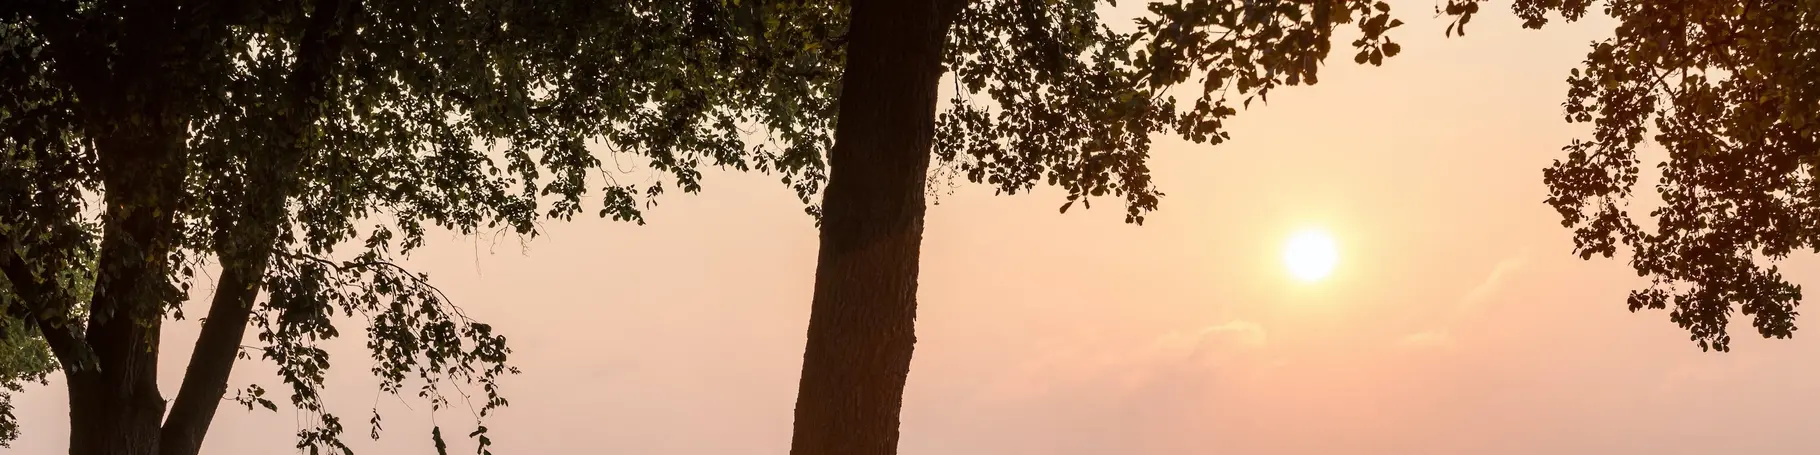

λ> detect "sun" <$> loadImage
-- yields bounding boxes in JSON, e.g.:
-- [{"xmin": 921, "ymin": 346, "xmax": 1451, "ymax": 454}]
[{"xmin": 1283, "ymin": 229, "xmax": 1338, "ymax": 282}]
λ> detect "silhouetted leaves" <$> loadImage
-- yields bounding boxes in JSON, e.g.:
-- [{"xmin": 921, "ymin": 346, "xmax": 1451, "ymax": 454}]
[
  {"xmin": 937, "ymin": 0, "xmax": 1408, "ymax": 226},
  {"xmin": 0, "ymin": 314, "xmax": 53, "ymax": 447},
  {"xmin": 4, "ymin": 0, "xmax": 1425, "ymax": 450},
  {"xmin": 1446, "ymin": 0, "xmax": 1820, "ymax": 351},
  {"xmin": 2, "ymin": 1, "xmax": 843, "ymax": 452}
]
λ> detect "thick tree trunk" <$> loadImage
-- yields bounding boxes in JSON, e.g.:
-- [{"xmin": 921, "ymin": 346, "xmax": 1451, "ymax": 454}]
[
  {"xmin": 22, "ymin": 2, "xmax": 273, "ymax": 454},
  {"xmin": 70, "ymin": 128, "xmax": 188, "ymax": 455},
  {"xmin": 788, "ymin": 1, "xmax": 963, "ymax": 454}
]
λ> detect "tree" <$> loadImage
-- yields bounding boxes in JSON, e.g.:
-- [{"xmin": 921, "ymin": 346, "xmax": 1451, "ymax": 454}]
[
  {"xmin": 1441, "ymin": 0, "xmax": 1819, "ymax": 351},
  {"xmin": 0, "ymin": 256, "xmax": 84, "ymax": 448},
  {"xmin": 774, "ymin": 1, "xmax": 1410, "ymax": 453},
  {"xmin": 3, "ymin": 2, "xmax": 1416, "ymax": 454},
  {"xmin": 1, "ymin": 1, "xmax": 830, "ymax": 454}
]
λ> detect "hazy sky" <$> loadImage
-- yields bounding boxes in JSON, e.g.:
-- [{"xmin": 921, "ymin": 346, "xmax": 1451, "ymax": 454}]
[{"xmin": 16, "ymin": 2, "xmax": 1820, "ymax": 454}]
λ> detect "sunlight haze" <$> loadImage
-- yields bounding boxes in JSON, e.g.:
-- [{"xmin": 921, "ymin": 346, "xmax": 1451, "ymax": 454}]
[{"xmin": 13, "ymin": 1, "xmax": 1820, "ymax": 454}]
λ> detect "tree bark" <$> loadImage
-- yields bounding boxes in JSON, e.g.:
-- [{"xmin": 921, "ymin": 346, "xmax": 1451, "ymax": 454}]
[{"xmin": 787, "ymin": 1, "xmax": 964, "ymax": 454}]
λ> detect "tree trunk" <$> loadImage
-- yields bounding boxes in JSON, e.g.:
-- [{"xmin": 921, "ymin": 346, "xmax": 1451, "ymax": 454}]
[
  {"xmin": 158, "ymin": 3, "xmax": 359, "ymax": 454},
  {"xmin": 31, "ymin": 3, "xmax": 255, "ymax": 455},
  {"xmin": 69, "ymin": 128, "xmax": 189, "ymax": 455},
  {"xmin": 156, "ymin": 267, "xmax": 262, "ymax": 455},
  {"xmin": 787, "ymin": 1, "xmax": 963, "ymax": 454}
]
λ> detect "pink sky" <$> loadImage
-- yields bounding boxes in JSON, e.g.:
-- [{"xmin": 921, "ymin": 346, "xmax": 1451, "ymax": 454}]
[{"xmin": 15, "ymin": 2, "xmax": 1820, "ymax": 454}]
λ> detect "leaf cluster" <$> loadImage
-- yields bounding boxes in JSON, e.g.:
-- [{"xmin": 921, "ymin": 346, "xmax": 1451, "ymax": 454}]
[
  {"xmin": 1446, "ymin": 0, "xmax": 1820, "ymax": 351},
  {"xmin": 937, "ymin": 0, "xmax": 1407, "ymax": 224},
  {"xmin": 1, "ymin": 1, "xmax": 841, "ymax": 452}
]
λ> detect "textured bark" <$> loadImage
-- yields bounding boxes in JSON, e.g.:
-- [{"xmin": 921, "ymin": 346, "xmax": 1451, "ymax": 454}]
[{"xmin": 787, "ymin": 1, "xmax": 964, "ymax": 454}]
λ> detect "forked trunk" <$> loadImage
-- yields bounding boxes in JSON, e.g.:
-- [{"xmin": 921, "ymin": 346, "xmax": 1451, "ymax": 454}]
[
  {"xmin": 67, "ymin": 128, "xmax": 188, "ymax": 455},
  {"xmin": 788, "ymin": 0, "xmax": 963, "ymax": 454}
]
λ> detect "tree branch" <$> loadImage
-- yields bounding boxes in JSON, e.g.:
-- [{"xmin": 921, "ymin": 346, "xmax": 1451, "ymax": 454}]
[
  {"xmin": 161, "ymin": 1, "xmax": 365, "ymax": 452},
  {"xmin": 284, "ymin": 252, "xmax": 474, "ymax": 322},
  {"xmin": 28, "ymin": 313, "xmax": 90, "ymax": 374},
  {"xmin": 0, "ymin": 242, "xmax": 93, "ymax": 372},
  {"xmin": 157, "ymin": 265, "xmax": 261, "ymax": 455}
]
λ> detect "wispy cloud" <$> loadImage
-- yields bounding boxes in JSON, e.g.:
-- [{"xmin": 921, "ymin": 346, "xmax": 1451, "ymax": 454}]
[
  {"xmin": 1197, "ymin": 320, "xmax": 1268, "ymax": 351},
  {"xmin": 1145, "ymin": 319, "xmax": 1268, "ymax": 363},
  {"xmin": 1460, "ymin": 252, "xmax": 1531, "ymax": 311},
  {"xmin": 978, "ymin": 319, "xmax": 1273, "ymax": 403},
  {"xmin": 1398, "ymin": 250, "xmax": 1531, "ymax": 349}
]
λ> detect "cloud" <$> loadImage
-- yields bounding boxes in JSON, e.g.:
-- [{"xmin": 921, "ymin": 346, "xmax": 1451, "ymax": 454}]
[
  {"xmin": 1199, "ymin": 320, "xmax": 1268, "ymax": 350},
  {"xmin": 940, "ymin": 319, "xmax": 1306, "ymax": 454},
  {"xmin": 1397, "ymin": 250, "xmax": 1530, "ymax": 349},
  {"xmin": 1151, "ymin": 320, "xmax": 1268, "ymax": 364},
  {"xmin": 1460, "ymin": 252, "xmax": 1530, "ymax": 311},
  {"xmin": 975, "ymin": 320, "xmax": 1273, "ymax": 404}
]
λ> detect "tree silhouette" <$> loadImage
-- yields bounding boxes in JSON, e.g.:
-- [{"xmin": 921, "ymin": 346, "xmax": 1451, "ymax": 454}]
[
  {"xmin": 1445, "ymin": 0, "xmax": 1820, "ymax": 351},
  {"xmin": 757, "ymin": 1, "xmax": 1408, "ymax": 454},
  {"xmin": 5, "ymin": 1, "xmax": 1423, "ymax": 454},
  {"xmin": 0, "ymin": 255, "xmax": 83, "ymax": 448},
  {"xmin": 0, "ymin": 2, "xmax": 828, "ymax": 454}
]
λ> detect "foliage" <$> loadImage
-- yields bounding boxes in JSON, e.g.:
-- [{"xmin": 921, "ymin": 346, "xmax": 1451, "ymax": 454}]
[
  {"xmin": 2, "ymin": 0, "xmax": 1426, "ymax": 451},
  {"xmin": 937, "ymin": 0, "xmax": 1406, "ymax": 224},
  {"xmin": 0, "ymin": 314, "xmax": 54, "ymax": 447},
  {"xmin": 1445, "ymin": 0, "xmax": 1820, "ymax": 351},
  {"xmin": 1, "ymin": 1, "xmax": 838, "ymax": 453},
  {"xmin": 0, "ymin": 227, "xmax": 88, "ymax": 448},
  {"xmin": 784, "ymin": 1, "xmax": 1413, "ymax": 452}
]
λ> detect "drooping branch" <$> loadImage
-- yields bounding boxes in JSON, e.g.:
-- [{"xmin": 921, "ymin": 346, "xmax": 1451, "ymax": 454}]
[{"xmin": 254, "ymin": 247, "xmax": 514, "ymax": 454}]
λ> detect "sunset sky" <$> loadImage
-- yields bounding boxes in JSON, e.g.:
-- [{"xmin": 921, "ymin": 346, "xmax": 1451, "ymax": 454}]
[{"xmin": 16, "ymin": 2, "xmax": 1820, "ymax": 454}]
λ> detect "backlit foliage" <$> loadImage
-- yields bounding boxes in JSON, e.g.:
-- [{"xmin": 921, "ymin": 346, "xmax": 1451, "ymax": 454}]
[
  {"xmin": 938, "ymin": 0, "xmax": 1406, "ymax": 224},
  {"xmin": 6, "ymin": 0, "xmax": 1426, "ymax": 451},
  {"xmin": 1446, "ymin": 0, "xmax": 1820, "ymax": 351},
  {"xmin": 1, "ymin": 1, "xmax": 835, "ymax": 452}
]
